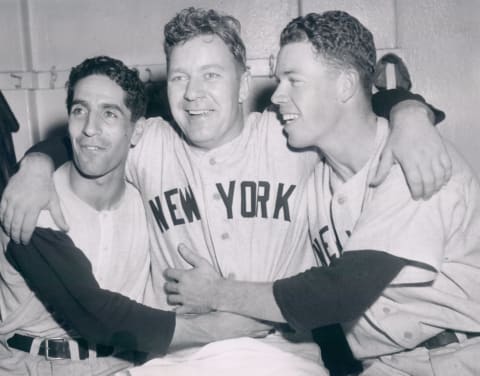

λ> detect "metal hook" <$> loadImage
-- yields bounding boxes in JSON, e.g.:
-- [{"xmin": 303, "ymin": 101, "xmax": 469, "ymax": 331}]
[
  {"xmin": 49, "ymin": 65, "xmax": 57, "ymax": 89},
  {"xmin": 10, "ymin": 73, "xmax": 22, "ymax": 89},
  {"xmin": 145, "ymin": 68, "xmax": 153, "ymax": 84},
  {"xmin": 268, "ymin": 54, "xmax": 275, "ymax": 77}
]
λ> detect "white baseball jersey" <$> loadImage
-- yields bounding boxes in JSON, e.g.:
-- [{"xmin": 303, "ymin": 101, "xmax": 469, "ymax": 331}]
[
  {"xmin": 0, "ymin": 162, "xmax": 150, "ymax": 375},
  {"xmin": 127, "ymin": 110, "xmax": 318, "ymax": 301},
  {"xmin": 125, "ymin": 110, "xmax": 321, "ymax": 363},
  {"xmin": 307, "ymin": 118, "xmax": 480, "ymax": 362}
]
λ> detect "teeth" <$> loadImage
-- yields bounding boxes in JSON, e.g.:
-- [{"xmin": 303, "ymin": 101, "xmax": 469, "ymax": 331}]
[
  {"xmin": 84, "ymin": 146, "xmax": 100, "ymax": 150},
  {"xmin": 282, "ymin": 114, "xmax": 299, "ymax": 122},
  {"xmin": 187, "ymin": 110, "xmax": 211, "ymax": 116}
]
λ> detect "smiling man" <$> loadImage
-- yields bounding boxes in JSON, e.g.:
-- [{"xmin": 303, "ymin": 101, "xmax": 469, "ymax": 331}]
[
  {"xmin": 0, "ymin": 7, "xmax": 451, "ymax": 376},
  {"xmin": 0, "ymin": 56, "xmax": 153, "ymax": 376},
  {"xmin": 165, "ymin": 11, "xmax": 480, "ymax": 376}
]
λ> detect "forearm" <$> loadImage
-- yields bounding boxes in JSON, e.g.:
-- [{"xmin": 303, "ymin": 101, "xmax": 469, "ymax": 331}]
[
  {"xmin": 371, "ymin": 88, "xmax": 445, "ymax": 124},
  {"xmin": 19, "ymin": 152, "xmax": 55, "ymax": 178},
  {"xmin": 6, "ymin": 228, "xmax": 175, "ymax": 354},
  {"xmin": 170, "ymin": 311, "xmax": 273, "ymax": 351},
  {"xmin": 211, "ymin": 279, "xmax": 286, "ymax": 323},
  {"xmin": 26, "ymin": 136, "xmax": 72, "ymax": 169}
]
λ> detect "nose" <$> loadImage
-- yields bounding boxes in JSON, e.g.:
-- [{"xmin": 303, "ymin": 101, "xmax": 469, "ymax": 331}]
[
  {"xmin": 82, "ymin": 112, "xmax": 101, "ymax": 136},
  {"xmin": 184, "ymin": 77, "xmax": 205, "ymax": 101},
  {"xmin": 271, "ymin": 83, "xmax": 288, "ymax": 105}
]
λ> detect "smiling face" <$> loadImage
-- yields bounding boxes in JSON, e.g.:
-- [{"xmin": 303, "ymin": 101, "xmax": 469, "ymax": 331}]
[
  {"xmin": 271, "ymin": 41, "xmax": 343, "ymax": 149},
  {"xmin": 167, "ymin": 35, "xmax": 249, "ymax": 150},
  {"xmin": 68, "ymin": 74, "xmax": 141, "ymax": 180}
]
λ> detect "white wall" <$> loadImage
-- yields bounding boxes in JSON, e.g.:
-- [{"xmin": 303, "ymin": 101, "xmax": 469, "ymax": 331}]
[{"xmin": 1, "ymin": 0, "xmax": 479, "ymax": 176}]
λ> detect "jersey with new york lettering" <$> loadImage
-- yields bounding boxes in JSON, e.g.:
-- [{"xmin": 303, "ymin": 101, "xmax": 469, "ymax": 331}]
[{"xmin": 126, "ymin": 110, "xmax": 318, "ymax": 309}]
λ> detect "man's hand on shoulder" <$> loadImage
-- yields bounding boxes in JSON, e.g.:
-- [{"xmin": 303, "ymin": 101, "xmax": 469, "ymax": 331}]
[
  {"xmin": 0, "ymin": 153, "xmax": 68, "ymax": 244},
  {"xmin": 371, "ymin": 100, "xmax": 452, "ymax": 200}
]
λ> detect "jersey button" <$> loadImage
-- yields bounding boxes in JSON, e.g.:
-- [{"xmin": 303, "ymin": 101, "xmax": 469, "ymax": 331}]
[
  {"xmin": 403, "ymin": 331, "xmax": 413, "ymax": 339},
  {"xmin": 213, "ymin": 193, "xmax": 221, "ymax": 200},
  {"xmin": 221, "ymin": 232, "xmax": 230, "ymax": 240},
  {"xmin": 209, "ymin": 158, "xmax": 216, "ymax": 166},
  {"xmin": 337, "ymin": 195, "xmax": 347, "ymax": 205},
  {"xmin": 382, "ymin": 307, "xmax": 391, "ymax": 314}
]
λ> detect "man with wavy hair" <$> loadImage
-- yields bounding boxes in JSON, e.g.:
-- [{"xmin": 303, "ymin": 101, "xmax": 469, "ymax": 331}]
[{"xmin": 1, "ymin": 7, "xmax": 450, "ymax": 376}]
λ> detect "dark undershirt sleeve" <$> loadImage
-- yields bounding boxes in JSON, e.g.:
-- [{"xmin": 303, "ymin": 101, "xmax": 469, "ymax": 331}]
[
  {"xmin": 5, "ymin": 227, "xmax": 175, "ymax": 355},
  {"xmin": 26, "ymin": 136, "xmax": 72, "ymax": 169},
  {"xmin": 371, "ymin": 88, "xmax": 445, "ymax": 124},
  {"xmin": 272, "ymin": 250, "xmax": 407, "ymax": 331}
]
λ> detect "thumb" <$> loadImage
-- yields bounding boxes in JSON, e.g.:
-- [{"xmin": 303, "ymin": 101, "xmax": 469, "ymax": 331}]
[
  {"xmin": 178, "ymin": 243, "xmax": 204, "ymax": 268},
  {"xmin": 369, "ymin": 149, "xmax": 394, "ymax": 187},
  {"xmin": 49, "ymin": 195, "xmax": 69, "ymax": 232}
]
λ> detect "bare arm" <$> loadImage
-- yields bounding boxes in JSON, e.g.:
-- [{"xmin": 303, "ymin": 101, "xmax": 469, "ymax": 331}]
[
  {"xmin": 373, "ymin": 100, "xmax": 451, "ymax": 200},
  {"xmin": 170, "ymin": 312, "xmax": 273, "ymax": 352},
  {"xmin": 0, "ymin": 153, "xmax": 67, "ymax": 244},
  {"xmin": 165, "ymin": 245, "xmax": 406, "ymax": 330}
]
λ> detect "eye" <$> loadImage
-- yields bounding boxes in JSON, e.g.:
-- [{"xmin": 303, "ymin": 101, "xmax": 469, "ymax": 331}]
[
  {"xmin": 104, "ymin": 110, "xmax": 118, "ymax": 119},
  {"xmin": 204, "ymin": 72, "xmax": 221, "ymax": 80},
  {"xmin": 169, "ymin": 74, "xmax": 188, "ymax": 82},
  {"xmin": 71, "ymin": 106, "xmax": 86, "ymax": 116},
  {"xmin": 289, "ymin": 77, "xmax": 305, "ymax": 87}
]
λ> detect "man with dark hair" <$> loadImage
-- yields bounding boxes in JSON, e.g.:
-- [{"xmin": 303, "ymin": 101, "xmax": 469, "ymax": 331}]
[
  {"xmin": 1, "ymin": 55, "xmax": 274, "ymax": 376},
  {"xmin": 0, "ymin": 55, "xmax": 152, "ymax": 375},
  {"xmin": 1, "ymin": 7, "xmax": 451, "ymax": 376},
  {"xmin": 165, "ymin": 10, "xmax": 480, "ymax": 376}
]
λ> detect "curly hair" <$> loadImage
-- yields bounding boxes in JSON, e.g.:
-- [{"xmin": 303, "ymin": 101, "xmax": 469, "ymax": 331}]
[
  {"xmin": 164, "ymin": 7, "xmax": 247, "ymax": 72},
  {"xmin": 280, "ymin": 11, "xmax": 376, "ymax": 93},
  {"xmin": 66, "ymin": 56, "xmax": 147, "ymax": 122}
]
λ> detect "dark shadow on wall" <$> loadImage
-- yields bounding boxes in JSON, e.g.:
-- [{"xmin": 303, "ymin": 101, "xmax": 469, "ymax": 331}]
[{"xmin": 0, "ymin": 91, "xmax": 20, "ymax": 197}]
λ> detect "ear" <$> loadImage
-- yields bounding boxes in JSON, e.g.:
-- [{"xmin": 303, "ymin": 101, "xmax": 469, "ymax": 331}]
[
  {"xmin": 238, "ymin": 69, "xmax": 252, "ymax": 104},
  {"xmin": 130, "ymin": 117, "xmax": 146, "ymax": 147},
  {"xmin": 337, "ymin": 69, "xmax": 359, "ymax": 103}
]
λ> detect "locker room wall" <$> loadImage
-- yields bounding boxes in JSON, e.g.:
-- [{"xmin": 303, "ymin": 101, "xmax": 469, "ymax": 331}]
[{"xmin": 0, "ymin": 0, "xmax": 479, "ymax": 176}]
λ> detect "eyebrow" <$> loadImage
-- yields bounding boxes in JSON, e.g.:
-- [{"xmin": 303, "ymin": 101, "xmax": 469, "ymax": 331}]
[
  {"xmin": 71, "ymin": 99, "xmax": 126, "ymax": 115},
  {"xmin": 169, "ymin": 64, "xmax": 227, "ymax": 75}
]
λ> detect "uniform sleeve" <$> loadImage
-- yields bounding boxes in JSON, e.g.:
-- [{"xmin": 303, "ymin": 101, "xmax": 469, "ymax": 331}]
[
  {"xmin": 371, "ymin": 88, "xmax": 445, "ymax": 125},
  {"xmin": 272, "ymin": 250, "xmax": 406, "ymax": 331},
  {"xmin": 5, "ymin": 227, "xmax": 175, "ymax": 355},
  {"xmin": 345, "ymin": 164, "xmax": 464, "ymax": 283},
  {"xmin": 26, "ymin": 136, "xmax": 72, "ymax": 170}
]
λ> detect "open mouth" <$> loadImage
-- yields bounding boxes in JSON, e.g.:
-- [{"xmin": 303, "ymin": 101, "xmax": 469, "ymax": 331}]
[
  {"xmin": 281, "ymin": 113, "xmax": 300, "ymax": 124},
  {"xmin": 186, "ymin": 109, "xmax": 214, "ymax": 117},
  {"xmin": 80, "ymin": 144, "xmax": 105, "ymax": 151}
]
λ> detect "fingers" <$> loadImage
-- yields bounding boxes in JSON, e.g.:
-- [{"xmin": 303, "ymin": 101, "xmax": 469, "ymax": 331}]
[
  {"xmin": 164, "ymin": 267, "xmax": 184, "ymax": 282},
  {"xmin": 19, "ymin": 211, "xmax": 39, "ymax": 244},
  {"xmin": 174, "ymin": 305, "xmax": 193, "ymax": 315},
  {"xmin": 440, "ymin": 147, "xmax": 453, "ymax": 182},
  {"xmin": 178, "ymin": 243, "xmax": 204, "ymax": 267},
  {"xmin": 167, "ymin": 293, "xmax": 183, "ymax": 306},
  {"xmin": 164, "ymin": 281, "xmax": 179, "ymax": 294},
  {"xmin": 402, "ymin": 165, "xmax": 424, "ymax": 200},
  {"xmin": 6, "ymin": 204, "xmax": 25, "ymax": 244},
  {"xmin": 369, "ymin": 149, "xmax": 394, "ymax": 187}
]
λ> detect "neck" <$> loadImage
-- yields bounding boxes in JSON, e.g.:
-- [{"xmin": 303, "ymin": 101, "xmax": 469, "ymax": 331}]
[
  {"xmin": 317, "ymin": 102, "xmax": 377, "ymax": 182},
  {"xmin": 68, "ymin": 163, "xmax": 126, "ymax": 211}
]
